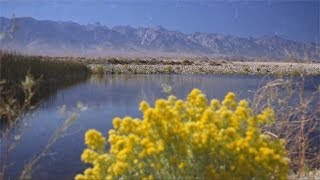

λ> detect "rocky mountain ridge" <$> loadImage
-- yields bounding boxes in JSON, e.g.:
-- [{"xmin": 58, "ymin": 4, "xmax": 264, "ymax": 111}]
[{"xmin": 0, "ymin": 17, "xmax": 319, "ymax": 60}]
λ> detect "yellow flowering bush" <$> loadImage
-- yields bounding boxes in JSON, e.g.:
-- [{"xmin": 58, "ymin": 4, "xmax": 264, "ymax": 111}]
[{"xmin": 75, "ymin": 89, "xmax": 290, "ymax": 180}]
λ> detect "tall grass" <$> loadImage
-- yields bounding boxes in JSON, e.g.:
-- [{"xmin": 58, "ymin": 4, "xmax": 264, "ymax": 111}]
[
  {"xmin": 0, "ymin": 50, "xmax": 89, "ymax": 83},
  {"xmin": 0, "ymin": 50, "xmax": 90, "ymax": 107},
  {"xmin": 252, "ymin": 76, "xmax": 320, "ymax": 177}
]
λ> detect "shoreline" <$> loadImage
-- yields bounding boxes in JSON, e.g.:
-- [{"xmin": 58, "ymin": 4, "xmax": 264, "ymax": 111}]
[
  {"xmin": 2, "ymin": 52, "xmax": 319, "ymax": 76},
  {"xmin": 88, "ymin": 61, "xmax": 320, "ymax": 76}
]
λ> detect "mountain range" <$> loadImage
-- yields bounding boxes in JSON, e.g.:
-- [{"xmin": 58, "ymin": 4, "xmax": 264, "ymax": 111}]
[{"xmin": 0, "ymin": 17, "xmax": 319, "ymax": 61}]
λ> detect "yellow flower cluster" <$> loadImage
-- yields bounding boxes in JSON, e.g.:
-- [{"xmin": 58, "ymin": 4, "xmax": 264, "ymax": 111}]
[{"xmin": 75, "ymin": 89, "xmax": 289, "ymax": 180}]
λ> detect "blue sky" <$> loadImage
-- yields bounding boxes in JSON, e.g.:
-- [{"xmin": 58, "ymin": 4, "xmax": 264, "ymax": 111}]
[{"xmin": 0, "ymin": 0, "xmax": 319, "ymax": 43}]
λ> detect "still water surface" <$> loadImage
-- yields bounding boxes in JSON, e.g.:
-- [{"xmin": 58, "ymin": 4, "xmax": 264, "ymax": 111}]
[{"xmin": 3, "ymin": 74, "xmax": 319, "ymax": 179}]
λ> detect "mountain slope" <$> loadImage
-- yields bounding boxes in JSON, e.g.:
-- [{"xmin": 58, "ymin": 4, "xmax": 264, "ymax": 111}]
[{"xmin": 0, "ymin": 17, "xmax": 319, "ymax": 60}]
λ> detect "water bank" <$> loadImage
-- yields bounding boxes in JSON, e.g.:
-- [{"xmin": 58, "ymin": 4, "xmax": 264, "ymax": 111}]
[{"xmin": 89, "ymin": 60, "xmax": 320, "ymax": 76}]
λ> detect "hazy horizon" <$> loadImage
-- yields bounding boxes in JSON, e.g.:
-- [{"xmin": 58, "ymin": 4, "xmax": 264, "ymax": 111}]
[{"xmin": 0, "ymin": 0, "xmax": 319, "ymax": 44}]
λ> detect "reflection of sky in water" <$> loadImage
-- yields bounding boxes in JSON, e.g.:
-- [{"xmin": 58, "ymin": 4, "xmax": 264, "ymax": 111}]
[{"xmin": 2, "ymin": 74, "xmax": 319, "ymax": 179}]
